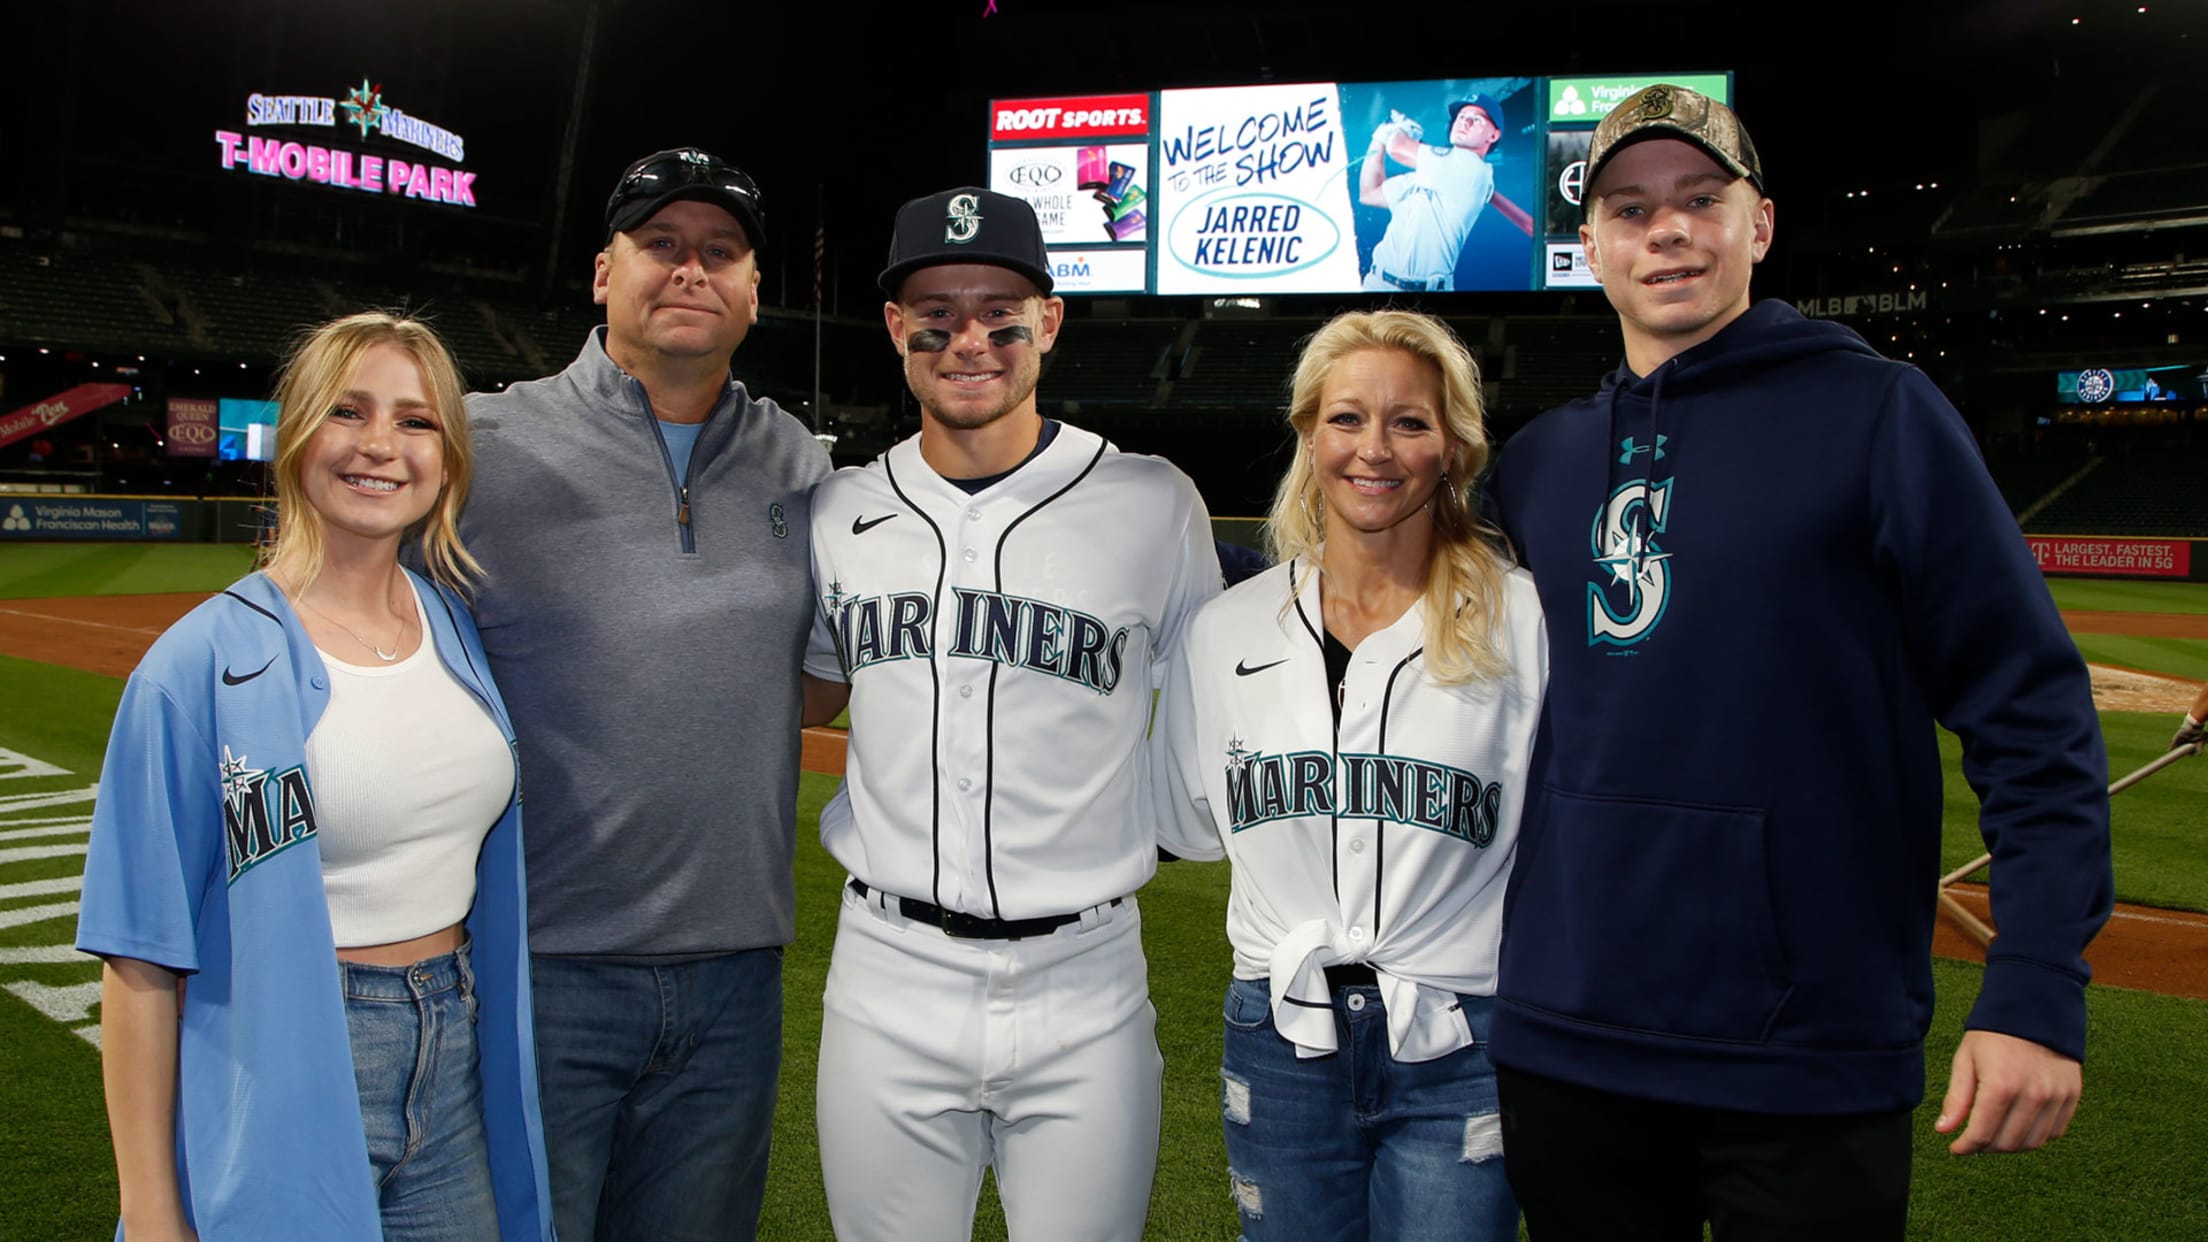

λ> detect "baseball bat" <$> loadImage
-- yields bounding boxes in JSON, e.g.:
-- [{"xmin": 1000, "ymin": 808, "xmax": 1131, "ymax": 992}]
[{"xmin": 1936, "ymin": 739, "xmax": 2200, "ymax": 896}]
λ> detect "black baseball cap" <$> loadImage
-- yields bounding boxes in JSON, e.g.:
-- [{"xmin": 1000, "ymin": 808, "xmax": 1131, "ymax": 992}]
[
  {"xmin": 1448, "ymin": 94, "xmax": 1506, "ymax": 140},
  {"xmin": 1584, "ymin": 84, "xmax": 1764, "ymax": 205},
  {"xmin": 879, "ymin": 187, "xmax": 1055, "ymax": 298},
  {"xmin": 604, "ymin": 147, "xmax": 766, "ymax": 251}
]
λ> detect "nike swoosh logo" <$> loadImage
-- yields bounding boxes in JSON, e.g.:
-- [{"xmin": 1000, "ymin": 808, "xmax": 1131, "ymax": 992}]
[
  {"xmin": 852, "ymin": 514, "xmax": 899, "ymax": 535},
  {"xmin": 1235, "ymin": 658, "xmax": 1290, "ymax": 676},
  {"xmin": 222, "ymin": 656, "xmax": 278, "ymax": 686}
]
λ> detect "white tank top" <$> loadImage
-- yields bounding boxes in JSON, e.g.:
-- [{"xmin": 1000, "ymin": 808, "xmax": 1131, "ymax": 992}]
[{"xmin": 305, "ymin": 583, "xmax": 515, "ymax": 948}]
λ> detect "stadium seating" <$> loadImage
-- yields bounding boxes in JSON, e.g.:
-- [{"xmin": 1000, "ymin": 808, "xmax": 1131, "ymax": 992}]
[{"xmin": 2024, "ymin": 449, "xmax": 2208, "ymax": 536}]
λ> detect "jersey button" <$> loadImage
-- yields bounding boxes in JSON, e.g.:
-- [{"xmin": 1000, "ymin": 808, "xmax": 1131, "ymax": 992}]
[
  {"xmin": 1349, "ymin": 838, "xmax": 1366, "ymax": 854},
  {"xmin": 1348, "ymin": 926, "xmax": 1367, "ymax": 943},
  {"xmin": 959, "ymin": 684, "xmax": 974, "ymax": 699},
  {"xmin": 963, "ymin": 547, "xmax": 979, "ymax": 563},
  {"xmin": 967, "ymin": 507, "xmax": 983, "ymax": 522},
  {"xmin": 957, "ymin": 777, "xmax": 973, "ymax": 791}
]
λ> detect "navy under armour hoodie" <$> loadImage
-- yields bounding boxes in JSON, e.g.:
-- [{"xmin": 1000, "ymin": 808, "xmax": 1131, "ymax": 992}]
[{"xmin": 1485, "ymin": 300, "xmax": 2111, "ymax": 1115}]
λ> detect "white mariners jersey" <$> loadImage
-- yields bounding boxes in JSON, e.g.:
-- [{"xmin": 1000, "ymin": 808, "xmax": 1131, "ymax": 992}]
[
  {"xmin": 1370, "ymin": 146, "xmax": 1496, "ymax": 282},
  {"xmin": 806, "ymin": 423, "xmax": 1221, "ymax": 921},
  {"xmin": 1155, "ymin": 556, "xmax": 1546, "ymax": 1060}
]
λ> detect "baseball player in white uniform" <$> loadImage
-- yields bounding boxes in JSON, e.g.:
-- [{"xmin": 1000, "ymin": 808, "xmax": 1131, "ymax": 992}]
[
  {"xmin": 1153, "ymin": 310, "xmax": 1546, "ymax": 1241},
  {"xmin": 801, "ymin": 186, "xmax": 1222, "ymax": 1242},
  {"xmin": 1361, "ymin": 94, "xmax": 1535, "ymax": 293}
]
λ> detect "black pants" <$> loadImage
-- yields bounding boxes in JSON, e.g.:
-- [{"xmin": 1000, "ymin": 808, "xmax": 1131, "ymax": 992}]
[{"xmin": 1497, "ymin": 1065, "xmax": 1912, "ymax": 1242}]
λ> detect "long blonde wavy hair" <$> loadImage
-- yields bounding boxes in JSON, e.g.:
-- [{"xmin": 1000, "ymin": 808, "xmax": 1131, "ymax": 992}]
[
  {"xmin": 1265, "ymin": 309, "xmax": 1511, "ymax": 685},
  {"xmin": 260, "ymin": 311, "xmax": 481, "ymax": 594}
]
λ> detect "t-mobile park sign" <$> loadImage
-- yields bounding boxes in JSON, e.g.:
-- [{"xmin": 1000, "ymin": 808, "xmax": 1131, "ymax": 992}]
[{"xmin": 212, "ymin": 79, "xmax": 475, "ymax": 208}]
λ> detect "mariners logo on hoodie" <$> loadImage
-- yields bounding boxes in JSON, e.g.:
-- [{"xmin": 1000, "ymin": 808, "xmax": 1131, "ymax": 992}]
[{"xmin": 1588, "ymin": 478, "xmax": 1673, "ymax": 646}]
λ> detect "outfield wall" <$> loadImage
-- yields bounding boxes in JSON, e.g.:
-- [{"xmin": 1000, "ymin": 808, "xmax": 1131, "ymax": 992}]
[
  {"xmin": 9, "ymin": 501, "xmax": 2204, "ymax": 585},
  {"xmin": 2026, "ymin": 535, "xmax": 2208, "ymax": 582},
  {"xmin": 0, "ymin": 495, "xmax": 265, "ymax": 544}
]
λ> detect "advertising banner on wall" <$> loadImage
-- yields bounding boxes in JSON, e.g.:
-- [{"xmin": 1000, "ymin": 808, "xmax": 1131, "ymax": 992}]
[
  {"xmin": 0, "ymin": 383, "xmax": 132, "ymax": 451},
  {"xmin": 2027, "ymin": 536, "xmax": 2193, "ymax": 578},
  {"xmin": 166, "ymin": 397, "xmax": 219, "ymax": 458},
  {"xmin": 0, "ymin": 498, "xmax": 187, "ymax": 542},
  {"xmin": 990, "ymin": 94, "xmax": 1155, "ymax": 293}
]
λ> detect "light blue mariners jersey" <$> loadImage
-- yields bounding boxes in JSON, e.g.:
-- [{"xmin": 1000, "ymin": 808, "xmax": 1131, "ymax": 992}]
[
  {"xmin": 1153, "ymin": 557, "xmax": 1547, "ymax": 1062},
  {"xmin": 804, "ymin": 422, "xmax": 1222, "ymax": 923},
  {"xmin": 75, "ymin": 570, "xmax": 553, "ymax": 1242},
  {"xmin": 1370, "ymin": 145, "xmax": 1497, "ymax": 281}
]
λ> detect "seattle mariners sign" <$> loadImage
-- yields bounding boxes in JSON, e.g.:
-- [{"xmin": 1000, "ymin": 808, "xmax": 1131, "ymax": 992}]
[{"xmin": 212, "ymin": 79, "xmax": 477, "ymax": 208}]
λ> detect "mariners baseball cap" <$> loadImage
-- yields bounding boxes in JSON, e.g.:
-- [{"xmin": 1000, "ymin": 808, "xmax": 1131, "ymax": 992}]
[
  {"xmin": 604, "ymin": 147, "xmax": 766, "ymax": 251},
  {"xmin": 1583, "ymin": 83, "xmax": 1764, "ymax": 204},
  {"xmin": 1448, "ymin": 94, "xmax": 1506, "ymax": 139},
  {"xmin": 879, "ymin": 187, "xmax": 1055, "ymax": 298}
]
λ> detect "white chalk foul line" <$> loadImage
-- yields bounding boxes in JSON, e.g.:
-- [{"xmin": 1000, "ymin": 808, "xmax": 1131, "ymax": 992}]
[{"xmin": 0, "ymin": 606, "xmax": 166, "ymax": 636}]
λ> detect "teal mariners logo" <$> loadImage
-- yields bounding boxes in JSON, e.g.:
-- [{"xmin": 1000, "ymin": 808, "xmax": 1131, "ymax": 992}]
[
  {"xmin": 821, "ymin": 582, "xmax": 1131, "ymax": 694},
  {"xmin": 1223, "ymin": 737, "xmax": 1504, "ymax": 846},
  {"xmin": 1588, "ymin": 478, "xmax": 1673, "ymax": 647},
  {"xmin": 769, "ymin": 502, "xmax": 788, "ymax": 539},
  {"xmin": 220, "ymin": 745, "xmax": 319, "ymax": 883}
]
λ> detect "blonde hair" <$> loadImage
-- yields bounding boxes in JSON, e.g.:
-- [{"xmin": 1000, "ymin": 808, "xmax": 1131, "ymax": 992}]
[
  {"xmin": 259, "ymin": 311, "xmax": 480, "ymax": 594},
  {"xmin": 1265, "ymin": 309, "xmax": 1511, "ymax": 685}
]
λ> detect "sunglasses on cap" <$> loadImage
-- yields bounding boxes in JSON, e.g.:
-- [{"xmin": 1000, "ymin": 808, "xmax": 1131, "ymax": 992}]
[{"xmin": 603, "ymin": 148, "xmax": 766, "ymax": 248}]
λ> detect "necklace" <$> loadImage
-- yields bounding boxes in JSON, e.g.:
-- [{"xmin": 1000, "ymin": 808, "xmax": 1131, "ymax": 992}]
[{"xmin": 296, "ymin": 590, "xmax": 412, "ymax": 662}]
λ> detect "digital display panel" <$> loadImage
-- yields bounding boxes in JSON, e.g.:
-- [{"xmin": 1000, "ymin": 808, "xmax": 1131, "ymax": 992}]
[
  {"xmin": 2057, "ymin": 365, "xmax": 2207, "ymax": 404},
  {"xmin": 217, "ymin": 398, "xmax": 279, "ymax": 462},
  {"xmin": 988, "ymin": 71, "xmax": 1729, "ymax": 296}
]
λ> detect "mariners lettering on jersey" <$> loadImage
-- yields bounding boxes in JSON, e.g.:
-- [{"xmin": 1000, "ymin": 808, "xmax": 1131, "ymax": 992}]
[
  {"xmin": 220, "ymin": 745, "xmax": 319, "ymax": 883},
  {"xmin": 1223, "ymin": 739, "xmax": 1504, "ymax": 846},
  {"xmin": 824, "ymin": 584, "xmax": 1131, "ymax": 694},
  {"xmin": 1588, "ymin": 477, "xmax": 1674, "ymax": 647}
]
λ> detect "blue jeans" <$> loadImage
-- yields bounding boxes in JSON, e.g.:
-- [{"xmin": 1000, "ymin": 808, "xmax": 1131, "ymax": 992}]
[
  {"xmin": 342, "ymin": 944, "xmax": 498, "ymax": 1242},
  {"xmin": 529, "ymin": 948, "xmax": 783, "ymax": 1242},
  {"xmin": 1220, "ymin": 975, "xmax": 1518, "ymax": 1242}
]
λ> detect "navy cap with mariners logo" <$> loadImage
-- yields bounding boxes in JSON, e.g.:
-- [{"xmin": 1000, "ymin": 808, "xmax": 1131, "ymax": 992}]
[
  {"xmin": 1583, "ymin": 83, "xmax": 1764, "ymax": 205},
  {"xmin": 879, "ymin": 187, "xmax": 1056, "ymax": 298},
  {"xmin": 1447, "ymin": 94, "xmax": 1506, "ymax": 142}
]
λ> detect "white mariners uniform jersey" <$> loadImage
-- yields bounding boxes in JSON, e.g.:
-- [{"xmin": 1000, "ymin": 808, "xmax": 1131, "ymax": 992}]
[
  {"xmin": 1369, "ymin": 145, "xmax": 1497, "ymax": 282},
  {"xmin": 1155, "ymin": 556, "xmax": 1546, "ymax": 1061},
  {"xmin": 806, "ymin": 423, "xmax": 1221, "ymax": 921}
]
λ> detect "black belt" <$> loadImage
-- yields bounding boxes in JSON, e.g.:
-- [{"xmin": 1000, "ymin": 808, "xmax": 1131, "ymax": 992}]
[
  {"xmin": 1380, "ymin": 270, "xmax": 1445, "ymax": 292},
  {"xmin": 849, "ymin": 879, "xmax": 1120, "ymax": 941},
  {"xmin": 1325, "ymin": 963, "xmax": 1378, "ymax": 989}
]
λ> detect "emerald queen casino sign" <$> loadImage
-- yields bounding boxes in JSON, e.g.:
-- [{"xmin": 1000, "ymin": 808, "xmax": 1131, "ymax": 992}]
[{"xmin": 212, "ymin": 79, "xmax": 476, "ymax": 208}]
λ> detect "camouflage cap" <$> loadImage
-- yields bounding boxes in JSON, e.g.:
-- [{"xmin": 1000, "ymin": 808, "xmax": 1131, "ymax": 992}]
[{"xmin": 1584, "ymin": 83, "xmax": 1764, "ymax": 205}]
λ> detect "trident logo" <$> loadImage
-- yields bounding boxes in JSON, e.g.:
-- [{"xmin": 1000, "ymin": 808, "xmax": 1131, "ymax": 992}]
[{"xmin": 945, "ymin": 193, "xmax": 983, "ymax": 243}]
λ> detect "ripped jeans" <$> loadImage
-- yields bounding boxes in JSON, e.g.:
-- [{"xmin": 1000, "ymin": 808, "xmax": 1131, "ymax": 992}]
[{"xmin": 1219, "ymin": 976, "xmax": 1517, "ymax": 1242}]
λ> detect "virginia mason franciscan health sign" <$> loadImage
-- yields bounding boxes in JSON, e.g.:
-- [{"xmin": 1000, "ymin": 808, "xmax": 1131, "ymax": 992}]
[{"xmin": 212, "ymin": 79, "xmax": 477, "ymax": 208}]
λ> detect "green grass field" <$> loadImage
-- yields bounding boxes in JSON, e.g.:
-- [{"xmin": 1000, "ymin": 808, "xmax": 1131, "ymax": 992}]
[
  {"xmin": 2045, "ymin": 577, "xmax": 2208, "ymax": 616},
  {"xmin": 0, "ymin": 543, "xmax": 258, "ymax": 600},
  {"xmin": 4, "ymin": 545, "xmax": 2207, "ymax": 1237}
]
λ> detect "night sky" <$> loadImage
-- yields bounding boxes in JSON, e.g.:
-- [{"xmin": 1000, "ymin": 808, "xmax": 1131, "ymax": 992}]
[{"xmin": 2, "ymin": 0, "xmax": 2196, "ymax": 309}]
